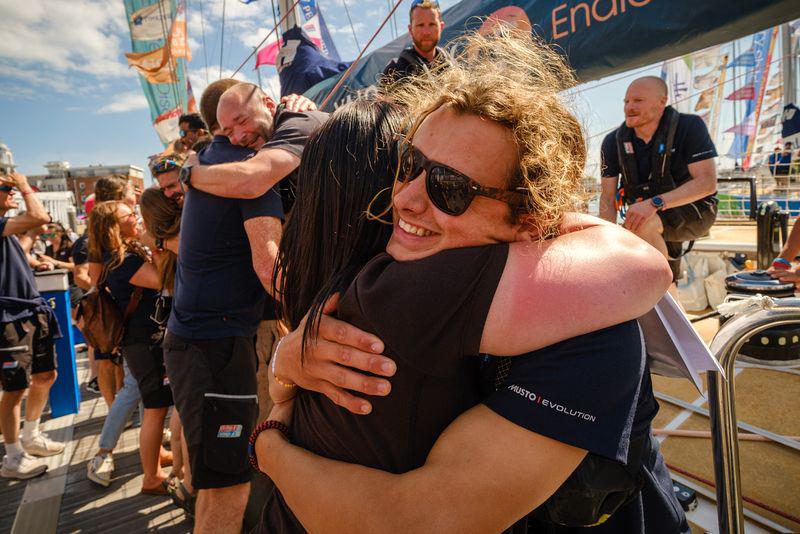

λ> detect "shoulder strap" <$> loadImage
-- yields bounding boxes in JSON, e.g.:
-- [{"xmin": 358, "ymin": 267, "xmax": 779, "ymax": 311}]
[
  {"xmin": 122, "ymin": 287, "xmax": 143, "ymax": 326},
  {"xmin": 655, "ymin": 107, "xmax": 680, "ymax": 184}
]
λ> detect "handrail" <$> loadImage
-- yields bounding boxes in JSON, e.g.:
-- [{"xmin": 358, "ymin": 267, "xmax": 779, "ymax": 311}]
[
  {"xmin": 707, "ymin": 297, "xmax": 800, "ymax": 534},
  {"xmin": 717, "ymin": 176, "xmax": 757, "ymax": 220}
]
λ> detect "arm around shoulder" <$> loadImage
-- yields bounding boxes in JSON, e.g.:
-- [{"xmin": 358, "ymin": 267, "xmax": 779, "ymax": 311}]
[
  {"xmin": 191, "ymin": 148, "xmax": 299, "ymax": 199},
  {"xmin": 481, "ymin": 218, "xmax": 671, "ymax": 355}
]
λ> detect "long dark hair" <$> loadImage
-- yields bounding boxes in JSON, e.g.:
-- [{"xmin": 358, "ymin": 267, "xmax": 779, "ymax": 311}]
[
  {"xmin": 275, "ymin": 99, "xmax": 405, "ymax": 346},
  {"xmin": 140, "ymin": 187, "xmax": 181, "ymax": 292}
]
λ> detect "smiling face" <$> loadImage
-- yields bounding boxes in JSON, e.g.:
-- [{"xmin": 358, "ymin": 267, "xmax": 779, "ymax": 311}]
[
  {"xmin": 155, "ymin": 169, "xmax": 183, "ymax": 206},
  {"xmin": 217, "ymin": 86, "xmax": 276, "ymax": 149},
  {"xmin": 624, "ymin": 78, "xmax": 667, "ymax": 130},
  {"xmin": 387, "ymin": 106, "xmax": 521, "ymax": 261},
  {"xmin": 409, "ymin": 7, "xmax": 444, "ymax": 55},
  {"xmin": 115, "ymin": 203, "xmax": 139, "ymax": 239}
]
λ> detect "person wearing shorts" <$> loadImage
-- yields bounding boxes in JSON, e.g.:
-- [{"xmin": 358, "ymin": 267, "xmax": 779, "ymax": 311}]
[{"xmin": 0, "ymin": 171, "xmax": 65, "ymax": 480}]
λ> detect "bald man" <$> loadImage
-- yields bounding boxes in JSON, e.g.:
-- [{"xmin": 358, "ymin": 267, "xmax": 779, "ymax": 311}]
[
  {"xmin": 599, "ymin": 76, "xmax": 718, "ymax": 291},
  {"xmin": 164, "ymin": 85, "xmax": 325, "ymax": 533}
]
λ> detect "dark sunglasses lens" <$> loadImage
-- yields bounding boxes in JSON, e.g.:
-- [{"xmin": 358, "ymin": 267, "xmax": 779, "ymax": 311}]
[
  {"xmin": 179, "ymin": 130, "xmax": 187, "ymax": 137},
  {"xmin": 398, "ymin": 143, "xmax": 422, "ymax": 182},
  {"xmin": 0, "ymin": 186, "xmax": 13, "ymax": 192},
  {"xmin": 427, "ymin": 167, "xmax": 473, "ymax": 215}
]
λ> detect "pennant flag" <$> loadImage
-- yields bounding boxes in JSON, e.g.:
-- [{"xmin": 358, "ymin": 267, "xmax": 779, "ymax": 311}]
[
  {"xmin": 725, "ymin": 114, "xmax": 755, "ymax": 136},
  {"xmin": 727, "ymin": 49, "xmax": 755, "ymax": 68},
  {"xmin": 125, "ymin": 46, "xmax": 177, "ymax": 84},
  {"xmin": 693, "ymin": 48, "xmax": 718, "ymax": 70},
  {"xmin": 694, "ymin": 87, "xmax": 715, "ymax": 111},
  {"xmin": 725, "ymin": 83, "xmax": 755, "ymax": 100},
  {"xmin": 662, "ymin": 56, "xmax": 692, "ymax": 113},
  {"xmin": 765, "ymin": 86, "xmax": 782, "ymax": 102},
  {"xmin": 187, "ymin": 79, "xmax": 197, "ymax": 113},
  {"xmin": 129, "ymin": 0, "xmax": 172, "ymax": 41},
  {"xmin": 760, "ymin": 114, "xmax": 778, "ymax": 129}
]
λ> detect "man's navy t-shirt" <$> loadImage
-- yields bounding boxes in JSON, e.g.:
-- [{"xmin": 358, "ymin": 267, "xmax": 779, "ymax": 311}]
[
  {"xmin": 71, "ymin": 234, "xmax": 89, "ymax": 266},
  {"xmin": 601, "ymin": 112, "xmax": 717, "ymax": 193},
  {"xmin": 169, "ymin": 114, "xmax": 324, "ymax": 339},
  {"xmin": 485, "ymin": 322, "xmax": 689, "ymax": 534},
  {"xmin": 0, "ymin": 217, "xmax": 47, "ymax": 324}
]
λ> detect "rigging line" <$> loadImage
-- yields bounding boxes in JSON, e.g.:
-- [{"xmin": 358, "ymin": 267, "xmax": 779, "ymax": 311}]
[
  {"xmin": 269, "ymin": 0, "xmax": 281, "ymax": 52},
  {"xmin": 231, "ymin": 0, "xmax": 302, "ymax": 76},
  {"xmin": 157, "ymin": 0, "xmax": 182, "ymax": 109},
  {"xmin": 219, "ymin": 0, "xmax": 227, "ymax": 79},
  {"xmin": 341, "ymin": 0, "xmax": 361, "ymax": 51},
  {"xmin": 586, "ymin": 51, "xmax": 794, "ymax": 142},
  {"xmin": 320, "ymin": 0, "xmax": 405, "ymax": 110},
  {"xmin": 199, "ymin": 0, "xmax": 210, "ymax": 85}
]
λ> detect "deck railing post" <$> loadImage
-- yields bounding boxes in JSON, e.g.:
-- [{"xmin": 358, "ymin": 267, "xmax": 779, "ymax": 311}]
[{"xmin": 708, "ymin": 298, "xmax": 800, "ymax": 534}]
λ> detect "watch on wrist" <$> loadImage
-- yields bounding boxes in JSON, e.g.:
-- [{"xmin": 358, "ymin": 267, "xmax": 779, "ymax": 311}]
[
  {"xmin": 650, "ymin": 195, "xmax": 665, "ymax": 211},
  {"xmin": 179, "ymin": 165, "xmax": 192, "ymax": 191}
]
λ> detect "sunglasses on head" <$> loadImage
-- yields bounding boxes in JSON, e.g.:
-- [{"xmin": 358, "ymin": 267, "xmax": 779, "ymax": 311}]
[
  {"xmin": 150, "ymin": 158, "xmax": 182, "ymax": 175},
  {"xmin": 396, "ymin": 139, "xmax": 528, "ymax": 216}
]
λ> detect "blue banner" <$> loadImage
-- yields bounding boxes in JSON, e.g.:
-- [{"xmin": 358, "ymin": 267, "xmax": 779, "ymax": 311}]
[{"xmin": 304, "ymin": 0, "xmax": 800, "ymax": 110}]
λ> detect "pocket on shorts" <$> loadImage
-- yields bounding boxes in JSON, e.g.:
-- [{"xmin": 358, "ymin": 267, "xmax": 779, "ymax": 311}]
[{"xmin": 202, "ymin": 393, "xmax": 258, "ymax": 474}]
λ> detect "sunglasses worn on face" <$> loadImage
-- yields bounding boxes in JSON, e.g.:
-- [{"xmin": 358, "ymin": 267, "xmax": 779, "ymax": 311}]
[
  {"xmin": 179, "ymin": 129, "xmax": 198, "ymax": 138},
  {"xmin": 397, "ymin": 140, "xmax": 529, "ymax": 216},
  {"xmin": 0, "ymin": 185, "xmax": 13, "ymax": 193}
]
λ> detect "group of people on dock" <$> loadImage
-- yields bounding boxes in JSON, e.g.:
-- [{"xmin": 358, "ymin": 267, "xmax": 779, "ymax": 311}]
[{"xmin": 7, "ymin": 3, "xmax": 797, "ymax": 531}]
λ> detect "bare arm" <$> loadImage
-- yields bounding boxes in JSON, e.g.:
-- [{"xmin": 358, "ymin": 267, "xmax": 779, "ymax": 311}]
[
  {"xmin": 39, "ymin": 254, "xmax": 74, "ymax": 272},
  {"xmin": 258, "ymin": 403, "xmax": 585, "ymax": 533},
  {"xmin": 1, "ymin": 173, "xmax": 50, "ymax": 236},
  {"xmin": 129, "ymin": 262, "xmax": 161, "ymax": 290},
  {"xmin": 777, "ymin": 218, "xmax": 800, "ymax": 262},
  {"xmin": 74, "ymin": 263, "xmax": 92, "ymax": 291},
  {"xmin": 599, "ymin": 176, "xmax": 618, "ymax": 223},
  {"xmin": 660, "ymin": 157, "xmax": 717, "ymax": 209},
  {"xmin": 481, "ymin": 215, "xmax": 672, "ymax": 355},
  {"xmin": 188, "ymin": 148, "xmax": 300, "ymax": 200},
  {"xmin": 89, "ymin": 262, "xmax": 103, "ymax": 286},
  {"xmin": 243, "ymin": 216, "xmax": 282, "ymax": 296}
]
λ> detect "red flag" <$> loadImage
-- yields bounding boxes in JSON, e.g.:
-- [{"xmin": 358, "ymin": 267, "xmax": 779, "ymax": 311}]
[
  {"xmin": 256, "ymin": 41, "xmax": 281, "ymax": 68},
  {"xmin": 725, "ymin": 84, "xmax": 755, "ymax": 100}
]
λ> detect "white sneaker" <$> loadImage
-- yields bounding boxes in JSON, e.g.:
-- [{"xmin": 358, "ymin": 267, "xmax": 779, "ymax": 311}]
[
  {"xmin": 1, "ymin": 452, "xmax": 48, "ymax": 480},
  {"xmin": 22, "ymin": 433, "xmax": 65, "ymax": 457},
  {"xmin": 87, "ymin": 454, "xmax": 114, "ymax": 487}
]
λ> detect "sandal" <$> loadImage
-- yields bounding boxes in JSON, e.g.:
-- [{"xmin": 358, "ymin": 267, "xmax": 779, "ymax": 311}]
[
  {"xmin": 141, "ymin": 479, "xmax": 171, "ymax": 495},
  {"xmin": 168, "ymin": 481, "xmax": 196, "ymax": 517}
]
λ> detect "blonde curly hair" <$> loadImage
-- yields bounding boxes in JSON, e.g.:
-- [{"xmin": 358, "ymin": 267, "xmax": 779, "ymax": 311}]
[{"xmin": 389, "ymin": 27, "xmax": 586, "ymax": 238}]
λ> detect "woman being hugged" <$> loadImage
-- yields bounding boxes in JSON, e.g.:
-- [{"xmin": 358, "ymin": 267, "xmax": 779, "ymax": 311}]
[{"xmin": 87, "ymin": 200, "xmax": 173, "ymax": 494}]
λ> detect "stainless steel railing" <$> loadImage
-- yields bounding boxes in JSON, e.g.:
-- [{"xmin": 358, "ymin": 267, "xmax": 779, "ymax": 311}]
[{"xmin": 707, "ymin": 297, "xmax": 800, "ymax": 534}]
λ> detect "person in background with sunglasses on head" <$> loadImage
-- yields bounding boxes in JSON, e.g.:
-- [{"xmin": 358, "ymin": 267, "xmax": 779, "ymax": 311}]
[
  {"xmin": 150, "ymin": 154, "xmax": 187, "ymax": 210},
  {"xmin": 178, "ymin": 113, "xmax": 209, "ymax": 153},
  {"xmin": 253, "ymin": 31, "xmax": 686, "ymax": 534},
  {"xmin": 0, "ymin": 171, "xmax": 65, "ymax": 480},
  {"xmin": 381, "ymin": 0, "xmax": 447, "ymax": 87}
]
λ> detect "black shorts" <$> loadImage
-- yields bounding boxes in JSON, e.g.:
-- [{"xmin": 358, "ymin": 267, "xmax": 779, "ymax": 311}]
[
  {"xmin": 0, "ymin": 313, "xmax": 57, "ymax": 392},
  {"xmin": 121, "ymin": 327, "xmax": 173, "ymax": 409},
  {"xmin": 163, "ymin": 331, "xmax": 258, "ymax": 490},
  {"xmin": 658, "ymin": 197, "xmax": 718, "ymax": 281}
]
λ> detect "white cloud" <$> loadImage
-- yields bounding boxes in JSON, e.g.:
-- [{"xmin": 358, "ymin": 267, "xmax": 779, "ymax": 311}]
[{"xmin": 96, "ymin": 90, "xmax": 149, "ymax": 114}]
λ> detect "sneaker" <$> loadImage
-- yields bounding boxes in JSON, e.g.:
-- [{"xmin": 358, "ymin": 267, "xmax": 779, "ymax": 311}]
[
  {"xmin": 22, "ymin": 433, "xmax": 65, "ymax": 457},
  {"xmin": 1, "ymin": 452, "xmax": 48, "ymax": 480},
  {"xmin": 86, "ymin": 377, "xmax": 100, "ymax": 394},
  {"xmin": 87, "ymin": 454, "xmax": 114, "ymax": 487}
]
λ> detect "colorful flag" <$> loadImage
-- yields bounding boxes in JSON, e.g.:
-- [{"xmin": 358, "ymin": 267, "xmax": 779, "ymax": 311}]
[
  {"xmin": 125, "ymin": 46, "xmax": 177, "ymax": 84},
  {"xmin": 693, "ymin": 48, "xmax": 718, "ymax": 70},
  {"xmin": 760, "ymin": 114, "xmax": 778, "ymax": 129},
  {"xmin": 693, "ymin": 70, "xmax": 718, "ymax": 87},
  {"xmin": 727, "ymin": 49, "xmax": 755, "ymax": 68},
  {"xmin": 725, "ymin": 84, "xmax": 755, "ymax": 100},
  {"xmin": 765, "ymin": 86, "xmax": 782, "ymax": 102},
  {"xmin": 170, "ymin": 0, "xmax": 191, "ymax": 60},
  {"xmin": 129, "ymin": 0, "xmax": 172, "ymax": 41},
  {"xmin": 694, "ymin": 87, "xmax": 715, "ymax": 111},
  {"xmin": 725, "ymin": 114, "xmax": 755, "ymax": 136},
  {"xmin": 662, "ymin": 56, "xmax": 692, "ymax": 113}
]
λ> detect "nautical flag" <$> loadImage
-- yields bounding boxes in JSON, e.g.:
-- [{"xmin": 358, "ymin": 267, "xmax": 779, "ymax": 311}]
[
  {"xmin": 693, "ymin": 48, "xmax": 718, "ymax": 70},
  {"xmin": 760, "ymin": 114, "xmax": 778, "ymax": 129},
  {"xmin": 726, "ymin": 114, "xmax": 755, "ymax": 136},
  {"xmin": 694, "ymin": 87, "xmax": 715, "ymax": 111},
  {"xmin": 276, "ymin": 25, "xmax": 349, "ymax": 97},
  {"xmin": 170, "ymin": 0, "xmax": 191, "ymax": 60},
  {"xmin": 662, "ymin": 56, "xmax": 692, "ymax": 113},
  {"xmin": 125, "ymin": 46, "xmax": 177, "ymax": 84},
  {"xmin": 693, "ymin": 70, "xmax": 718, "ymax": 87},
  {"xmin": 129, "ymin": 0, "xmax": 172, "ymax": 41},
  {"xmin": 765, "ymin": 86, "xmax": 782, "ymax": 102},
  {"xmin": 725, "ymin": 84, "xmax": 755, "ymax": 100},
  {"xmin": 783, "ymin": 104, "xmax": 800, "ymax": 138},
  {"xmin": 727, "ymin": 49, "xmax": 755, "ymax": 68}
]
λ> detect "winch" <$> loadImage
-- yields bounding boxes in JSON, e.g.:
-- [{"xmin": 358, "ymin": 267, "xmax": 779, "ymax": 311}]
[{"xmin": 721, "ymin": 271, "xmax": 799, "ymax": 363}]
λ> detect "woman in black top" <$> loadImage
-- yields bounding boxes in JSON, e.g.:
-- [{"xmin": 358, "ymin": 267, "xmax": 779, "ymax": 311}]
[
  {"xmin": 88, "ymin": 200, "xmax": 173, "ymax": 494},
  {"xmin": 257, "ymin": 88, "xmax": 671, "ymax": 533}
]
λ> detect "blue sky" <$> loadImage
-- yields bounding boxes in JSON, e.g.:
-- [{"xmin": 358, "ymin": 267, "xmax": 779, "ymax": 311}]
[{"xmin": 0, "ymin": 0, "xmax": 695, "ymax": 182}]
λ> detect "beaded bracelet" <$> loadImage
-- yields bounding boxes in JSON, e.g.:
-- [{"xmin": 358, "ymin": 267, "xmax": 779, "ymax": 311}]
[
  {"xmin": 271, "ymin": 337, "xmax": 296, "ymax": 388},
  {"xmin": 248, "ymin": 419, "xmax": 290, "ymax": 476},
  {"xmin": 772, "ymin": 257, "xmax": 792, "ymax": 269}
]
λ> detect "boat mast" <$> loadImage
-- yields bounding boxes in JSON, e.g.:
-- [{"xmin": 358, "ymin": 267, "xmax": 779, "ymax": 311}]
[
  {"xmin": 782, "ymin": 23, "xmax": 797, "ymax": 110},
  {"xmin": 277, "ymin": 0, "xmax": 300, "ymax": 33}
]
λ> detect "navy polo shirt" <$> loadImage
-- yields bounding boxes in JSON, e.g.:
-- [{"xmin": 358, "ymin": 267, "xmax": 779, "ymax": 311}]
[
  {"xmin": 486, "ymin": 322, "xmax": 688, "ymax": 534},
  {"xmin": 601, "ymin": 113, "xmax": 717, "ymax": 192},
  {"xmin": 0, "ymin": 217, "xmax": 46, "ymax": 324}
]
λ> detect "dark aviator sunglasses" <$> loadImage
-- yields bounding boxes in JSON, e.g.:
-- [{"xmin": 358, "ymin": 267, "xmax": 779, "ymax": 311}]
[{"xmin": 396, "ymin": 139, "xmax": 529, "ymax": 216}]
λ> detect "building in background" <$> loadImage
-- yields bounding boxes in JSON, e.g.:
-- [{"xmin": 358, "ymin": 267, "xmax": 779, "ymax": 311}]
[
  {"xmin": 0, "ymin": 140, "xmax": 16, "ymax": 175},
  {"xmin": 30, "ymin": 163, "xmax": 145, "ymax": 210}
]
